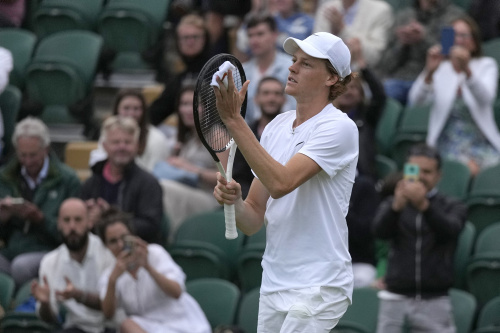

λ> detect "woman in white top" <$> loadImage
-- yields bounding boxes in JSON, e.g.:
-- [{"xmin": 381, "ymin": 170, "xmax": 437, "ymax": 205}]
[
  {"xmin": 90, "ymin": 89, "xmax": 171, "ymax": 172},
  {"xmin": 97, "ymin": 209, "xmax": 211, "ymax": 333},
  {"xmin": 408, "ymin": 15, "xmax": 500, "ymax": 176}
]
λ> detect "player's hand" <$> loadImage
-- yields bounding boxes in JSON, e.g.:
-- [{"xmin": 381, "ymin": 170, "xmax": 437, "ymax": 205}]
[
  {"xmin": 31, "ymin": 275, "xmax": 51, "ymax": 304},
  {"xmin": 214, "ymin": 172, "xmax": 242, "ymax": 205},
  {"xmin": 213, "ymin": 69, "xmax": 249, "ymax": 124}
]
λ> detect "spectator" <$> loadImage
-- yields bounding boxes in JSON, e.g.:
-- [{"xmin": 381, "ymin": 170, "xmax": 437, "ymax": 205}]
[
  {"xmin": 380, "ymin": 0, "xmax": 463, "ymax": 105},
  {"xmin": 89, "ymin": 89, "xmax": 172, "ymax": 172},
  {"xmin": 333, "ymin": 40, "xmax": 386, "ymax": 179},
  {"xmin": 408, "ymin": 15, "xmax": 500, "ymax": 176},
  {"xmin": 97, "ymin": 208, "xmax": 211, "ymax": 333},
  {"xmin": 242, "ymin": 11, "xmax": 295, "ymax": 123},
  {"xmin": 80, "ymin": 116, "xmax": 163, "ymax": 244},
  {"xmin": 469, "ymin": 0, "xmax": 500, "ymax": 41},
  {"xmin": 232, "ymin": 76, "xmax": 286, "ymax": 198},
  {"xmin": 31, "ymin": 198, "xmax": 115, "ymax": 333},
  {"xmin": 149, "ymin": 14, "xmax": 211, "ymax": 126},
  {"xmin": 0, "ymin": 0, "xmax": 25, "ymax": 28},
  {"xmin": 346, "ymin": 174, "xmax": 380, "ymax": 288},
  {"xmin": 153, "ymin": 83, "xmax": 223, "ymax": 239},
  {"xmin": 0, "ymin": 47, "xmax": 13, "ymax": 159},
  {"xmin": 236, "ymin": 0, "xmax": 315, "ymax": 54},
  {"xmin": 313, "ymin": 0, "xmax": 393, "ymax": 69},
  {"xmin": 0, "ymin": 117, "xmax": 81, "ymax": 287},
  {"xmin": 373, "ymin": 144, "xmax": 466, "ymax": 333}
]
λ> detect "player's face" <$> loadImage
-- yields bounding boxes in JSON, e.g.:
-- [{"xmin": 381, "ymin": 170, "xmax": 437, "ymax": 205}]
[
  {"xmin": 285, "ymin": 49, "xmax": 335, "ymax": 100},
  {"xmin": 58, "ymin": 200, "xmax": 90, "ymax": 252},
  {"xmin": 453, "ymin": 20, "xmax": 476, "ymax": 54},
  {"xmin": 248, "ymin": 23, "xmax": 277, "ymax": 57},
  {"xmin": 407, "ymin": 156, "xmax": 441, "ymax": 192},
  {"xmin": 16, "ymin": 136, "xmax": 48, "ymax": 179},
  {"xmin": 103, "ymin": 127, "xmax": 138, "ymax": 167},
  {"xmin": 117, "ymin": 96, "xmax": 143, "ymax": 124},
  {"xmin": 179, "ymin": 90, "xmax": 195, "ymax": 128},
  {"xmin": 255, "ymin": 80, "xmax": 285, "ymax": 118},
  {"xmin": 177, "ymin": 24, "xmax": 206, "ymax": 58}
]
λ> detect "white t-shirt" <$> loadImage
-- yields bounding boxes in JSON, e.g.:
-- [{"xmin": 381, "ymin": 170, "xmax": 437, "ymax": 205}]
[
  {"xmin": 257, "ymin": 103, "xmax": 358, "ymax": 301},
  {"xmin": 37, "ymin": 234, "xmax": 116, "ymax": 333},
  {"xmin": 99, "ymin": 244, "xmax": 211, "ymax": 333}
]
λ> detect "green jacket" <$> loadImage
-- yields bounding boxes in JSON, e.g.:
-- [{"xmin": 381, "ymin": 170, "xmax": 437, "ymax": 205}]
[{"xmin": 0, "ymin": 153, "xmax": 81, "ymax": 260}]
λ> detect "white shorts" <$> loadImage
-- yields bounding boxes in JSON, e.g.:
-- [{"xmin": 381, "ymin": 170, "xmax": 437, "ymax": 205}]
[{"xmin": 257, "ymin": 286, "xmax": 350, "ymax": 333}]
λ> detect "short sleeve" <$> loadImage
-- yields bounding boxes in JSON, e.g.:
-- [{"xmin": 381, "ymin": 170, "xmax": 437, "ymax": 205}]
[{"xmin": 299, "ymin": 116, "xmax": 359, "ymax": 177}]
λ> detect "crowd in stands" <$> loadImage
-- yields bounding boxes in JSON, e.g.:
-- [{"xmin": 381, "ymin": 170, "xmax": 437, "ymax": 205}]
[{"xmin": 1, "ymin": 0, "xmax": 500, "ymax": 332}]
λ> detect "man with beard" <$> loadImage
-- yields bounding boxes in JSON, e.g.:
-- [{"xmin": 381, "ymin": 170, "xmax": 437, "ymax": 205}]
[
  {"xmin": 31, "ymin": 198, "xmax": 115, "ymax": 333},
  {"xmin": 232, "ymin": 77, "xmax": 286, "ymax": 198},
  {"xmin": 80, "ymin": 116, "xmax": 163, "ymax": 244}
]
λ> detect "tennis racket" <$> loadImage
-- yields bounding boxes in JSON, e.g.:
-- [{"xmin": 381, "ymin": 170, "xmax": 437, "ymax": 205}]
[{"xmin": 193, "ymin": 54, "xmax": 247, "ymax": 239}]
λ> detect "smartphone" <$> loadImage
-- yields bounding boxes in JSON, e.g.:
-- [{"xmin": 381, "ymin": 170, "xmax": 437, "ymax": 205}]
[
  {"xmin": 441, "ymin": 26, "xmax": 455, "ymax": 56},
  {"xmin": 404, "ymin": 163, "xmax": 420, "ymax": 182},
  {"xmin": 122, "ymin": 235, "xmax": 135, "ymax": 253},
  {"xmin": 10, "ymin": 198, "xmax": 25, "ymax": 205}
]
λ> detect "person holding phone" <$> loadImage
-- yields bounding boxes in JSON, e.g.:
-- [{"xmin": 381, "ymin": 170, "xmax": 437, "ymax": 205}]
[
  {"xmin": 372, "ymin": 143, "xmax": 467, "ymax": 333},
  {"xmin": 409, "ymin": 15, "xmax": 500, "ymax": 176},
  {"xmin": 97, "ymin": 208, "xmax": 211, "ymax": 333}
]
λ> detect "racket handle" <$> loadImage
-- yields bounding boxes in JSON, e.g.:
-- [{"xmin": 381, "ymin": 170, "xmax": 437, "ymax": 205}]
[{"xmin": 224, "ymin": 203, "xmax": 238, "ymax": 239}]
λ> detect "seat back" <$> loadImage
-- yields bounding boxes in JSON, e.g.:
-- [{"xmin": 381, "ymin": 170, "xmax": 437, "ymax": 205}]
[
  {"xmin": 475, "ymin": 222, "xmax": 500, "ymax": 254},
  {"xmin": 449, "ymin": 288, "xmax": 477, "ymax": 333},
  {"xmin": 469, "ymin": 164, "xmax": 500, "ymax": 198},
  {"xmin": 0, "ymin": 272, "xmax": 15, "ymax": 310},
  {"xmin": 454, "ymin": 222, "xmax": 476, "ymax": 289},
  {"xmin": 375, "ymin": 154, "xmax": 398, "ymax": 180},
  {"xmin": 338, "ymin": 287, "xmax": 379, "ymax": 333},
  {"xmin": 466, "ymin": 256, "xmax": 500, "ymax": 309},
  {"xmin": 186, "ymin": 278, "xmax": 240, "ymax": 329},
  {"xmin": 375, "ymin": 97, "xmax": 402, "ymax": 157},
  {"xmin": 391, "ymin": 103, "xmax": 430, "ymax": 168},
  {"xmin": 438, "ymin": 159, "xmax": 471, "ymax": 201},
  {"xmin": 236, "ymin": 288, "xmax": 260, "ymax": 333},
  {"xmin": 0, "ymin": 28, "xmax": 37, "ymax": 88},
  {"xmin": 0, "ymin": 85, "xmax": 22, "ymax": 157},
  {"xmin": 476, "ymin": 296, "xmax": 500, "ymax": 330}
]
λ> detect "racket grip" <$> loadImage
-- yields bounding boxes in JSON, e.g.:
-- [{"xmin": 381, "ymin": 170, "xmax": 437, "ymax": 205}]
[{"xmin": 224, "ymin": 203, "xmax": 238, "ymax": 239}]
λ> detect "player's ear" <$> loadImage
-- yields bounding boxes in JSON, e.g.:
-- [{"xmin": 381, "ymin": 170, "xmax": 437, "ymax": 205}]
[{"xmin": 326, "ymin": 75, "xmax": 339, "ymax": 87}]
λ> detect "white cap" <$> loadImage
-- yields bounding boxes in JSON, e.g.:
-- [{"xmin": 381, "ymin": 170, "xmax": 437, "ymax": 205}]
[{"xmin": 283, "ymin": 32, "xmax": 351, "ymax": 80}]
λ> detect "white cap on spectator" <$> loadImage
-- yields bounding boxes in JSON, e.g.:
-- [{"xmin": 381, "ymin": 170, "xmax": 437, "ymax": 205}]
[{"xmin": 283, "ymin": 32, "xmax": 352, "ymax": 80}]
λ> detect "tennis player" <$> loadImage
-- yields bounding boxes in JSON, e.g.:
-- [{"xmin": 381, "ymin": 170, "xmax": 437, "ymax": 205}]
[{"xmin": 213, "ymin": 32, "xmax": 358, "ymax": 332}]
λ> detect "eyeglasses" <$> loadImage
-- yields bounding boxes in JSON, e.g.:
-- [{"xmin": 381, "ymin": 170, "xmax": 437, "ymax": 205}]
[{"xmin": 178, "ymin": 34, "xmax": 204, "ymax": 42}]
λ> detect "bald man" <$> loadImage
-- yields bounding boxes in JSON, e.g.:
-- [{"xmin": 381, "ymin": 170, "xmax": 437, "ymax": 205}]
[{"xmin": 31, "ymin": 198, "xmax": 116, "ymax": 333}]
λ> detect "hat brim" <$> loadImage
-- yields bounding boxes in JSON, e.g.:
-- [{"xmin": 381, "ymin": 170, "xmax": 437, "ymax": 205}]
[{"xmin": 283, "ymin": 37, "xmax": 328, "ymax": 60}]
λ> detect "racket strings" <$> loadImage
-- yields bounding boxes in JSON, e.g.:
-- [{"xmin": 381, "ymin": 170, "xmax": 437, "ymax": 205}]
[{"xmin": 197, "ymin": 63, "xmax": 243, "ymax": 152}]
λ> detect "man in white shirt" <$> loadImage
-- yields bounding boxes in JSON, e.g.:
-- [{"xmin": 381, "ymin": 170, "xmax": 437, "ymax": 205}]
[
  {"xmin": 213, "ymin": 32, "xmax": 359, "ymax": 332},
  {"xmin": 31, "ymin": 198, "xmax": 115, "ymax": 333}
]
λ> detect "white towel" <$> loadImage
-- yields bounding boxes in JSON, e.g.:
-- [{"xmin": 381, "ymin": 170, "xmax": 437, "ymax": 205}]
[{"xmin": 210, "ymin": 61, "xmax": 236, "ymax": 89}]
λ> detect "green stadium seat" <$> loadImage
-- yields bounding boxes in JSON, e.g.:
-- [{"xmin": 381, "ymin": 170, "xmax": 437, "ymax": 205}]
[
  {"xmin": 236, "ymin": 288, "xmax": 260, "ymax": 333},
  {"xmin": 0, "ymin": 29, "xmax": 37, "ymax": 89},
  {"xmin": 474, "ymin": 222, "xmax": 500, "ymax": 255},
  {"xmin": 333, "ymin": 287, "xmax": 379, "ymax": 333},
  {"xmin": 451, "ymin": 0, "xmax": 472, "ymax": 9},
  {"xmin": 171, "ymin": 210, "xmax": 244, "ymax": 281},
  {"xmin": 437, "ymin": 159, "xmax": 471, "ymax": 201},
  {"xmin": 466, "ymin": 255, "xmax": 500, "ymax": 309},
  {"xmin": 98, "ymin": 0, "xmax": 170, "ymax": 71},
  {"xmin": 383, "ymin": 0, "xmax": 412, "ymax": 11},
  {"xmin": 33, "ymin": 0, "xmax": 104, "ymax": 37},
  {"xmin": 454, "ymin": 222, "xmax": 476, "ymax": 290},
  {"xmin": 466, "ymin": 164, "xmax": 500, "ymax": 236},
  {"xmin": 449, "ymin": 288, "xmax": 477, "ymax": 333},
  {"xmin": 0, "ymin": 85, "xmax": 22, "ymax": 158},
  {"xmin": 391, "ymin": 103, "xmax": 430, "ymax": 169},
  {"xmin": 375, "ymin": 154, "xmax": 398, "ymax": 180},
  {"xmin": 376, "ymin": 97, "xmax": 402, "ymax": 157},
  {"xmin": 186, "ymin": 278, "xmax": 240, "ymax": 330},
  {"xmin": 0, "ymin": 273, "xmax": 15, "ymax": 310},
  {"xmin": 475, "ymin": 296, "xmax": 500, "ymax": 332},
  {"xmin": 25, "ymin": 30, "xmax": 102, "ymax": 125}
]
